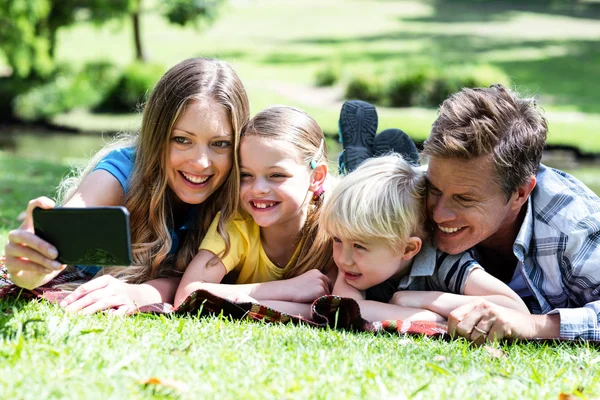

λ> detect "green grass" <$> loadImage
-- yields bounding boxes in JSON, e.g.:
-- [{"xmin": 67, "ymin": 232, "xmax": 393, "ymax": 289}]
[
  {"xmin": 26, "ymin": 0, "xmax": 600, "ymax": 152},
  {"xmin": 1, "ymin": 298, "xmax": 599, "ymax": 399},
  {"xmin": 2, "ymin": 151, "xmax": 600, "ymax": 399}
]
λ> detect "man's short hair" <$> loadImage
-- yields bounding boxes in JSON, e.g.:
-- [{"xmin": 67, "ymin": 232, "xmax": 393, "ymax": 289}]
[{"xmin": 422, "ymin": 84, "xmax": 548, "ymax": 198}]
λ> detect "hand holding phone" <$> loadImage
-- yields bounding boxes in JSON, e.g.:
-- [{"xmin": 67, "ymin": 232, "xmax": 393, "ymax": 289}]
[{"xmin": 33, "ymin": 207, "xmax": 133, "ymax": 266}]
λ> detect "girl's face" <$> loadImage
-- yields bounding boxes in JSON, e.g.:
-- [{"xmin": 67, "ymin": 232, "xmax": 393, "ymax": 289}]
[
  {"xmin": 167, "ymin": 100, "xmax": 233, "ymax": 206},
  {"xmin": 239, "ymin": 136, "xmax": 314, "ymax": 230}
]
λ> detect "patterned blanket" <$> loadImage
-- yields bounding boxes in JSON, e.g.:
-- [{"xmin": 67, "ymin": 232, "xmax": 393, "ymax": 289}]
[{"xmin": 0, "ymin": 262, "xmax": 448, "ymax": 339}]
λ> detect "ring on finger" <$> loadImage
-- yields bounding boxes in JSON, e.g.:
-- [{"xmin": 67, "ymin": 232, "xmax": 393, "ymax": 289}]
[{"xmin": 473, "ymin": 325, "xmax": 488, "ymax": 335}]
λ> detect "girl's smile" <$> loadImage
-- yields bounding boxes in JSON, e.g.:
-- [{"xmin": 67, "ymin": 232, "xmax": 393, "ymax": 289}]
[{"xmin": 239, "ymin": 136, "xmax": 313, "ymax": 231}]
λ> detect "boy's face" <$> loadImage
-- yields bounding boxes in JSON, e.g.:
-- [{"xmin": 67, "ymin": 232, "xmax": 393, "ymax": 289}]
[{"xmin": 332, "ymin": 235, "xmax": 411, "ymax": 291}]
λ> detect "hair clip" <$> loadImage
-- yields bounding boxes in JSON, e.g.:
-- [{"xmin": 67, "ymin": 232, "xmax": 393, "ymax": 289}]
[
  {"xmin": 313, "ymin": 185, "xmax": 325, "ymax": 201},
  {"xmin": 310, "ymin": 139, "xmax": 325, "ymax": 170}
]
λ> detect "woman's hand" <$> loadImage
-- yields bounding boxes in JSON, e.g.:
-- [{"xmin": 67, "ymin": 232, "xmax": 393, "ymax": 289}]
[
  {"xmin": 4, "ymin": 197, "xmax": 66, "ymax": 289},
  {"xmin": 60, "ymin": 275, "xmax": 160, "ymax": 315}
]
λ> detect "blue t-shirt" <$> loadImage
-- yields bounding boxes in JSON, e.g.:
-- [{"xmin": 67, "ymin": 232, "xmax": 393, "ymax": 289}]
[{"xmin": 79, "ymin": 147, "xmax": 197, "ymax": 275}]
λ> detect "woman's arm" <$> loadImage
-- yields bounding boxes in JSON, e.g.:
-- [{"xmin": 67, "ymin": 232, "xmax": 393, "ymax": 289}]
[
  {"xmin": 175, "ymin": 250, "xmax": 332, "ymax": 308},
  {"xmin": 4, "ymin": 171, "xmax": 124, "ymax": 290},
  {"xmin": 390, "ymin": 268, "xmax": 530, "ymax": 317},
  {"xmin": 60, "ymin": 276, "xmax": 181, "ymax": 315},
  {"xmin": 332, "ymin": 270, "xmax": 445, "ymax": 322}
]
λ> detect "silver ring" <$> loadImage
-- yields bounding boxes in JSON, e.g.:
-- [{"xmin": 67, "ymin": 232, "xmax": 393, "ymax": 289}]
[{"xmin": 473, "ymin": 326, "xmax": 488, "ymax": 335}]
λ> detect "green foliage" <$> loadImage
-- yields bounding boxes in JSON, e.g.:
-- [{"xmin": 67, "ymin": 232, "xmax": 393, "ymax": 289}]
[
  {"xmin": 0, "ymin": 0, "xmax": 54, "ymax": 78},
  {"xmin": 97, "ymin": 62, "xmax": 165, "ymax": 112},
  {"xmin": 12, "ymin": 62, "xmax": 120, "ymax": 122},
  {"xmin": 351, "ymin": 64, "xmax": 511, "ymax": 108},
  {"xmin": 386, "ymin": 67, "xmax": 434, "ymax": 107},
  {"xmin": 314, "ymin": 63, "xmax": 340, "ymax": 87},
  {"xmin": 345, "ymin": 74, "xmax": 383, "ymax": 103},
  {"xmin": 0, "ymin": 0, "xmax": 221, "ymax": 79},
  {"xmin": 0, "ymin": 77, "xmax": 37, "ymax": 121},
  {"xmin": 164, "ymin": 0, "xmax": 223, "ymax": 26}
]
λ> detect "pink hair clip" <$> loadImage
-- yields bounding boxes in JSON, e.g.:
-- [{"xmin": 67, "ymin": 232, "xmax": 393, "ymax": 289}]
[{"xmin": 313, "ymin": 185, "xmax": 325, "ymax": 200}]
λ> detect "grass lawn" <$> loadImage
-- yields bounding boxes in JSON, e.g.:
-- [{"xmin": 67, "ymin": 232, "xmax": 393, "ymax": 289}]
[
  {"xmin": 1, "ymin": 153, "xmax": 600, "ymax": 399},
  {"xmin": 41, "ymin": 0, "xmax": 600, "ymax": 152}
]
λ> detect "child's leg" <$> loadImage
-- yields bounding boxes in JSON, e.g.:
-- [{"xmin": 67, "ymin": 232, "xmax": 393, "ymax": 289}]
[
  {"xmin": 337, "ymin": 100, "xmax": 378, "ymax": 174},
  {"xmin": 373, "ymin": 128, "xmax": 420, "ymax": 166}
]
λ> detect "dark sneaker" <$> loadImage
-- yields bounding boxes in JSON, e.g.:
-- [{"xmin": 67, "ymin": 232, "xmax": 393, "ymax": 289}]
[
  {"xmin": 338, "ymin": 100, "xmax": 378, "ymax": 174},
  {"xmin": 373, "ymin": 128, "xmax": 420, "ymax": 166}
]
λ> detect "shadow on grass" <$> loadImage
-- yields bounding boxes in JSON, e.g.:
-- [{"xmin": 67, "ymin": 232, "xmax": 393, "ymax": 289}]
[
  {"xmin": 404, "ymin": 0, "xmax": 600, "ymax": 22},
  {"xmin": 497, "ymin": 40, "xmax": 600, "ymax": 113},
  {"xmin": 280, "ymin": 29, "xmax": 600, "ymax": 113}
]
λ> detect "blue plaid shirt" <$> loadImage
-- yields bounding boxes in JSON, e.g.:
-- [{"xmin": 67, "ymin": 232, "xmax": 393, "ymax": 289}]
[{"xmin": 512, "ymin": 164, "xmax": 600, "ymax": 340}]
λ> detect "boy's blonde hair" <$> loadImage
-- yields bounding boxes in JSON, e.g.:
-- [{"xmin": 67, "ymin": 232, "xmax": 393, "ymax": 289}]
[{"xmin": 320, "ymin": 154, "xmax": 427, "ymax": 250}]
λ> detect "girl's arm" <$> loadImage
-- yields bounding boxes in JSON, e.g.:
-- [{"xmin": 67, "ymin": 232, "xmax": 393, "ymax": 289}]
[
  {"xmin": 332, "ymin": 269, "xmax": 445, "ymax": 322},
  {"xmin": 174, "ymin": 250, "xmax": 331, "ymax": 308},
  {"xmin": 390, "ymin": 268, "xmax": 530, "ymax": 317}
]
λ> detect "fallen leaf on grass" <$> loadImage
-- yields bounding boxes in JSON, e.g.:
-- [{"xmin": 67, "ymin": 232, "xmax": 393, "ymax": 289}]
[
  {"xmin": 558, "ymin": 393, "xmax": 584, "ymax": 400},
  {"xmin": 139, "ymin": 377, "xmax": 189, "ymax": 392},
  {"xmin": 433, "ymin": 355, "xmax": 447, "ymax": 361},
  {"xmin": 484, "ymin": 346, "xmax": 507, "ymax": 358}
]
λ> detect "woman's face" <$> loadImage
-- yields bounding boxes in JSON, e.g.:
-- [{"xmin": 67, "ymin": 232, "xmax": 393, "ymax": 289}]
[{"xmin": 166, "ymin": 99, "xmax": 233, "ymax": 205}]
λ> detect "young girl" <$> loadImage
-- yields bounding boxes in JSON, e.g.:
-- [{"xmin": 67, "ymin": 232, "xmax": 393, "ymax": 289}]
[
  {"xmin": 175, "ymin": 106, "xmax": 335, "ymax": 314},
  {"xmin": 5, "ymin": 57, "xmax": 250, "ymax": 314},
  {"xmin": 320, "ymin": 154, "xmax": 529, "ymax": 322}
]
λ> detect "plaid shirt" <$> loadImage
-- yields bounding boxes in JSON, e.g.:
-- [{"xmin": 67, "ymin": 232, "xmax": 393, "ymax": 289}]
[{"xmin": 513, "ymin": 164, "xmax": 600, "ymax": 340}]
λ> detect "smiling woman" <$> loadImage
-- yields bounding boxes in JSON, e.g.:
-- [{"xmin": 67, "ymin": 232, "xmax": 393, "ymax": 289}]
[{"xmin": 3, "ymin": 57, "xmax": 250, "ymax": 314}]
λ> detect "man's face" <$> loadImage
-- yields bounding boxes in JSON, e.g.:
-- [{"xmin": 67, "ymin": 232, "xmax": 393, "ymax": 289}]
[{"xmin": 426, "ymin": 155, "xmax": 518, "ymax": 255}]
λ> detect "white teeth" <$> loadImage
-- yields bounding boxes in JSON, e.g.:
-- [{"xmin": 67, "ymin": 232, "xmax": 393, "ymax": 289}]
[
  {"xmin": 182, "ymin": 172, "xmax": 209, "ymax": 184},
  {"xmin": 438, "ymin": 225, "xmax": 462, "ymax": 233},
  {"xmin": 253, "ymin": 202, "xmax": 276, "ymax": 209}
]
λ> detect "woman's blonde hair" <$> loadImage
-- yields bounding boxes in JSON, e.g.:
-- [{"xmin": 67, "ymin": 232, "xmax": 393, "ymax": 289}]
[
  {"xmin": 57, "ymin": 57, "xmax": 250, "ymax": 283},
  {"xmin": 320, "ymin": 153, "xmax": 427, "ymax": 251},
  {"xmin": 240, "ymin": 105, "xmax": 335, "ymax": 278}
]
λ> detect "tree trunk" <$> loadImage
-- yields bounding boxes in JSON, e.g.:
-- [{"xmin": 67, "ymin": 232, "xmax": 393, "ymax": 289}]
[{"xmin": 132, "ymin": 7, "xmax": 147, "ymax": 62}]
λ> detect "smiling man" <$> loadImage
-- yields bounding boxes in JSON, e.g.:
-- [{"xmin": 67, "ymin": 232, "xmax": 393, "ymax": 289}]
[{"xmin": 422, "ymin": 84, "xmax": 600, "ymax": 341}]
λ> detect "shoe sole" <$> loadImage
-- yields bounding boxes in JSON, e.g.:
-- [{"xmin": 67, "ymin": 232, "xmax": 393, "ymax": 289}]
[
  {"xmin": 338, "ymin": 100, "xmax": 378, "ymax": 151},
  {"xmin": 373, "ymin": 128, "xmax": 420, "ymax": 166},
  {"xmin": 339, "ymin": 146, "xmax": 372, "ymax": 174}
]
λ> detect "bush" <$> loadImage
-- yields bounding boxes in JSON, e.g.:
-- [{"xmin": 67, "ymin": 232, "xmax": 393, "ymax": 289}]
[
  {"xmin": 314, "ymin": 63, "xmax": 340, "ymax": 87},
  {"xmin": 97, "ymin": 62, "xmax": 165, "ymax": 112},
  {"xmin": 425, "ymin": 64, "xmax": 511, "ymax": 107},
  {"xmin": 12, "ymin": 62, "xmax": 120, "ymax": 122},
  {"xmin": 386, "ymin": 68, "xmax": 433, "ymax": 107},
  {"xmin": 344, "ymin": 74, "xmax": 383, "ymax": 103},
  {"xmin": 0, "ymin": 77, "xmax": 37, "ymax": 122}
]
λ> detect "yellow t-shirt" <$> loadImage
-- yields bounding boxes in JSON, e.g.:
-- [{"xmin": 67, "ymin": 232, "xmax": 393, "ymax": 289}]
[{"xmin": 200, "ymin": 213, "xmax": 303, "ymax": 284}]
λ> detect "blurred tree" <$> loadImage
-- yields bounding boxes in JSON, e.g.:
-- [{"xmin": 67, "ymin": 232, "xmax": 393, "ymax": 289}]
[{"xmin": 0, "ymin": 0, "xmax": 223, "ymax": 78}]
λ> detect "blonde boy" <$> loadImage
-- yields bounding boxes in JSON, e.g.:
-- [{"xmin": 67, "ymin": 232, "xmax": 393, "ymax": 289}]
[{"xmin": 320, "ymin": 154, "xmax": 528, "ymax": 324}]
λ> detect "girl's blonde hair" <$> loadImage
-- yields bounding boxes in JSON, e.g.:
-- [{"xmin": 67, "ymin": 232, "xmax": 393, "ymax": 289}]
[
  {"xmin": 320, "ymin": 154, "xmax": 427, "ymax": 251},
  {"xmin": 240, "ymin": 105, "xmax": 335, "ymax": 278},
  {"xmin": 57, "ymin": 58, "xmax": 250, "ymax": 283}
]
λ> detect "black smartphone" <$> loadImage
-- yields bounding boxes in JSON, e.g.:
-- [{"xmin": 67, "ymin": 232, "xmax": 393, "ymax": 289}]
[{"xmin": 33, "ymin": 207, "xmax": 133, "ymax": 266}]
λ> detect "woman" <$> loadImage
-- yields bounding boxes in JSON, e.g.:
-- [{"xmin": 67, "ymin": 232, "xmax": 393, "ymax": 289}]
[{"xmin": 4, "ymin": 57, "xmax": 250, "ymax": 314}]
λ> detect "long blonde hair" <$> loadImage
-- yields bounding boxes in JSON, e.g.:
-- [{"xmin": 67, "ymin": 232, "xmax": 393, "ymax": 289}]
[
  {"xmin": 58, "ymin": 58, "xmax": 250, "ymax": 283},
  {"xmin": 320, "ymin": 154, "xmax": 428, "ymax": 250},
  {"xmin": 240, "ymin": 106, "xmax": 335, "ymax": 278}
]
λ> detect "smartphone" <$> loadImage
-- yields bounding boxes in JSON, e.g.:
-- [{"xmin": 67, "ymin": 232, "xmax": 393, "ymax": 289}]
[{"xmin": 33, "ymin": 207, "xmax": 133, "ymax": 266}]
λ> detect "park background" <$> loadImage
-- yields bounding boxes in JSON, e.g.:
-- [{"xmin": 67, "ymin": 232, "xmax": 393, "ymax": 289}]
[{"xmin": 1, "ymin": 0, "xmax": 600, "ymax": 398}]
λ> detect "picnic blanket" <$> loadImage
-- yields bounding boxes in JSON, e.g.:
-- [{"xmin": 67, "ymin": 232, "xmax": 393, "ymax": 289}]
[{"xmin": 0, "ymin": 262, "xmax": 448, "ymax": 339}]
